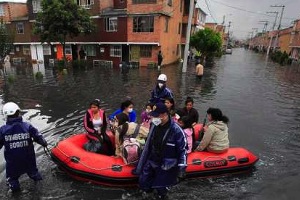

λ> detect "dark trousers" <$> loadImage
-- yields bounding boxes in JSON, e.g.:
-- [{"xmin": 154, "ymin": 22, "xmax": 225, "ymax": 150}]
[
  {"xmin": 139, "ymin": 161, "xmax": 168, "ymax": 196},
  {"xmin": 7, "ymin": 170, "xmax": 42, "ymax": 191}
]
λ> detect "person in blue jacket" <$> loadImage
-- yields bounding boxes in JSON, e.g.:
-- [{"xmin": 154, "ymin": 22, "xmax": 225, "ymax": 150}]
[
  {"xmin": 0, "ymin": 102, "xmax": 48, "ymax": 193},
  {"xmin": 134, "ymin": 102, "xmax": 187, "ymax": 199},
  {"xmin": 109, "ymin": 100, "xmax": 137, "ymax": 122},
  {"xmin": 149, "ymin": 74, "xmax": 173, "ymax": 104}
]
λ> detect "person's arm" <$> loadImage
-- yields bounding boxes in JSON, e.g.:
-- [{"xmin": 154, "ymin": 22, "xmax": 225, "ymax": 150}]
[
  {"xmin": 0, "ymin": 128, "xmax": 4, "ymax": 150},
  {"xmin": 109, "ymin": 109, "xmax": 121, "ymax": 120},
  {"xmin": 196, "ymin": 125, "xmax": 213, "ymax": 151},
  {"xmin": 149, "ymin": 89, "xmax": 155, "ymax": 103},
  {"xmin": 28, "ymin": 124, "xmax": 47, "ymax": 147},
  {"xmin": 130, "ymin": 110, "xmax": 137, "ymax": 122},
  {"xmin": 101, "ymin": 111, "xmax": 107, "ymax": 135},
  {"xmin": 83, "ymin": 111, "xmax": 96, "ymax": 134},
  {"xmin": 175, "ymin": 126, "xmax": 188, "ymax": 170}
]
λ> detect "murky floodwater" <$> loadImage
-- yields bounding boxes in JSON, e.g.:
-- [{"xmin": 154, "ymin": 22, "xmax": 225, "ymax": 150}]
[{"xmin": 1, "ymin": 48, "xmax": 300, "ymax": 199}]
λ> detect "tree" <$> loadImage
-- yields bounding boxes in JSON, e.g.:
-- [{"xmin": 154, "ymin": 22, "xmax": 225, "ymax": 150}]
[
  {"xmin": 0, "ymin": 19, "xmax": 14, "ymax": 63},
  {"xmin": 33, "ymin": 0, "xmax": 95, "ymax": 62},
  {"xmin": 190, "ymin": 28, "xmax": 222, "ymax": 62}
]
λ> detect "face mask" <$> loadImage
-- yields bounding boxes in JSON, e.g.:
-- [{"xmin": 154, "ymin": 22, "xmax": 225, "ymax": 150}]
[
  {"xmin": 158, "ymin": 83, "xmax": 164, "ymax": 88},
  {"xmin": 128, "ymin": 108, "xmax": 133, "ymax": 113},
  {"xmin": 152, "ymin": 117, "xmax": 162, "ymax": 126}
]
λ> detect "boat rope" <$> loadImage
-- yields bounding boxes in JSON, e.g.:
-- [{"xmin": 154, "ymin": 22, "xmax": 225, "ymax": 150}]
[{"xmin": 54, "ymin": 144, "xmax": 136, "ymax": 172}]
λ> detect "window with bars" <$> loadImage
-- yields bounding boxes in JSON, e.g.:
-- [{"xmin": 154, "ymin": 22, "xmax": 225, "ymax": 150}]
[
  {"xmin": 140, "ymin": 45, "xmax": 152, "ymax": 58},
  {"xmin": 178, "ymin": 23, "xmax": 181, "ymax": 34},
  {"xmin": 133, "ymin": 16, "xmax": 154, "ymax": 32},
  {"xmin": 110, "ymin": 45, "xmax": 121, "ymax": 57},
  {"xmin": 32, "ymin": 0, "xmax": 42, "ymax": 13},
  {"xmin": 65, "ymin": 44, "xmax": 72, "ymax": 55},
  {"xmin": 105, "ymin": 17, "xmax": 118, "ymax": 32},
  {"xmin": 84, "ymin": 45, "xmax": 96, "ymax": 56},
  {"xmin": 0, "ymin": 5, "xmax": 5, "ymax": 16},
  {"xmin": 77, "ymin": 0, "xmax": 94, "ymax": 9},
  {"xmin": 23, "ymin": 46, "xmax": 31, "ymax": 55},
  {"xmin": 132, "ymin": 0, "xmax": 156, "ymax": 4},
  {"xmin": 16, "ymin": 23, "xmax": 24, "ymax": 34},
  {"xmin": 43, "ymin": 45, "xmax": 51, "ymax": 55}
]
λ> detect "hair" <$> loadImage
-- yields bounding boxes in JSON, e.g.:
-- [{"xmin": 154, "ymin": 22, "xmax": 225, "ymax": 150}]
[
  {"xmin": 185, "ymin": 97, "xmax": 194, "ymax": 105},
  {"xmin": 120, "ymin": 100, "xmax": 133, "ymax": 111},
  {"xmin": 206, "ymin": 108, "xmax": 229, "ymax": 124},
  {"xmin": 179, "ymin": 116, "xmax": 193, "ymax": 129},
  {"xmin": 115, "ymin": 113, "xmax": 130, "ymax": 143},
  {"xmin": 165, "ymin": 97, "xmax": 175, "ymax": 110},
  {"xmin": 89, "ymin": 99, "xmax": 100, "ymax": 108},
  {"xmin": 7, "ymin": 110, "xmax": 20, "ymax": 119},
  {"xmin": 146, "ymin": 102, "xmax": 155, "ymax": 109}
]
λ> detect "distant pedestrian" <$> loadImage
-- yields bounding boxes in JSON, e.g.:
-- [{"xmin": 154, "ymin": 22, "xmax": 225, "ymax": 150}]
[
  {"xmin": 195, "ymin": 60, "xmax": 204, "ymax": 80},
  {"xmin": 157, "ymin": 51, "xmax": 163, "ymax": 70},
  {"xmin": 79, "ymin": 47, "xmax": 86, "ymax": 60}
]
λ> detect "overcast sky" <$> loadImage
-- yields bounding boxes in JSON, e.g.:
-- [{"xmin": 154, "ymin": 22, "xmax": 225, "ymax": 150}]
[
  {"xmin": 197, "ymin": 0, "xmax": 300, "ymax": 39},
  {"xmin": 4, "ymin": 0, "xmax": 300, "ymax": 40}
]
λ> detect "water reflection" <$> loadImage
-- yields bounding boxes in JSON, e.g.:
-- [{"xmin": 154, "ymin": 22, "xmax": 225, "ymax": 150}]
[{"xmin": 0, "ymin": 49, "xmax": 300, "ymax": 199}]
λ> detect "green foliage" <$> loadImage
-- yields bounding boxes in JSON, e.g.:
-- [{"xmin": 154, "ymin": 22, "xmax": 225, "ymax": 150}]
[
  {"xmin": 0, "ymin": 19, "xmax": 14, "ymax": 61},
  {"xmin": 33, "ymin": 0, "xmax": 95, "ymax": 60},
  {"xmin": 269, "ymin": 50, "xmax": 291, "ymax": 66},
  {"xmin": 35, "ymin": 71, "xmax": 44, "ymax": 79},
  {"xmin": 190, "ymin": 28, "xmax": 222, "ymax": 61}
]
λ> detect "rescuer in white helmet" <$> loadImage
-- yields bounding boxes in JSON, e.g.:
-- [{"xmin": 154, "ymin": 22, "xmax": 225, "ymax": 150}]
[
  {"xmin": 0, "ymin": 102, "xmax": 47, "ymax": 193},
  {"xmin": 149, "ymin": 74, "xmax": 174, "ymax": 104}
]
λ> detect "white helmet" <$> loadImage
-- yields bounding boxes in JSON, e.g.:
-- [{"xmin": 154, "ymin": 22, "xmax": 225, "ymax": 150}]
[
  {"xmin": 157, "ymin": 74, "xmax": 167, "ymax": 82},
  {"xmin": 2, "ymin": 102, "xmax": 20, "ymax": 116}
]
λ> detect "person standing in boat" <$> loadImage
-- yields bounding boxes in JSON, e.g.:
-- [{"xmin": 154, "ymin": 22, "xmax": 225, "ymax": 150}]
[
  {"xmin": 179, "ymin": 97, "xmax": 199, "ymax": 127},
  {"xmin": 83, "ymin": 99, "xmax": 114, "ymax": 155},
  {"xmin": 134, "ymin": 102, "xmax": 187, "ymax": 199},
  {"xmin": 0, "ymin": 102, "xmax": 48, "ymax": 193},
  {"xmin": 149, "ymin": 74, "xmax": 173, "ymax": 104},
  {"xmin": 195, "ymin": 108, "xmax": 229, "ymax": 153},
  {"xmin": 109, "ymin": 100, "xmax": 137, "ymax": 123}
]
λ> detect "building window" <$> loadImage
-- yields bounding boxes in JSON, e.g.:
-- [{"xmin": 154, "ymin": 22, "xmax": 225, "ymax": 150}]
[
  {"xmin": 23, "ymin": 45, "xmax": 31, "ymax": 55},
  {"xmin": 16, "ymin": 23, "xmax": 24, "ymax": 34},
  {"xmin": 133, "ymin": 16, "xmax": 154, "ymax": 32},
  {"xmin": 43, "ymin": 45, "xmax": 51, "ymax": 55},
  {"xmin": 105, "ymin": 17, "xmax": 118, "ymax": 32},
  {"xmin": 167, "ymin": 0, "xmax": 172, "ymax": 6},
  {"xmin": 140, "ymin": 45, "xmax": 152, "ymax": 58},
  {"xmin": 32, "ymin": 0, "xmax": 42, "ymax": 13},
  {"xmin": 65, "ymin": 44, "xmax": 72, "ymax": 55},
  {"xmin": 132, "ymin": 0, "xmax": 156, "ymax": 3},
  {"xmin": 110, "ymin": 45, "xmax": 121, "ymax": 57},
  {"xmin": 0, "ymin": 5, "xmax": 5, "ymax": 16},
  {"xmin": 165, "ymin": 17, "xmax": 169, "ymax": 33},
  {"xmin": 178, "ymin": 23, "xmax": 181, "ymax": 34},
  {"xmin": 77, "ymin": 0, "xmax": 94, "ymax": 9},
  {"xmin": 182, "ymin": 23, "xmax": 187, "ymax": 37},
  {"xmin": 84, "ymin": 45, "xmax": 96, "ymax": 56}
]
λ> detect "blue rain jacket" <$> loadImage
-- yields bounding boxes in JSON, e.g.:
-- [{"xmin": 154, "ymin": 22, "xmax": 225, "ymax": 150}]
[
  {"xmin": 149, "ymin": 85, "xmax": 174, "ymax": 104},
  {"xmin": 0, "ymin": 117, "xmax": 47, "ymax": 178}
]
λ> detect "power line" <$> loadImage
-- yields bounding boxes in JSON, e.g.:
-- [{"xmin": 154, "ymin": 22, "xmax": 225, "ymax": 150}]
[
  {"xmin": 204, "ymin": 0, "xmax": 217, "ymax": 23},
  {"xmin": 209, "ymin": 0, "xmax": 296, "ymax": 21}
]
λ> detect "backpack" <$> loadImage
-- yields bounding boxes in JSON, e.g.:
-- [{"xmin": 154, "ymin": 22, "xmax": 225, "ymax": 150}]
[{"xmin": 122, "ymin": 124, "xmax": 141, "ymax": 165}]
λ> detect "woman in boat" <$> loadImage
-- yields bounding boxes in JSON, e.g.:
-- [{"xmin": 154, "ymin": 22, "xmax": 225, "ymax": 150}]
[
  {"xmin": 109, "ymin": 100, "xmax": 137, "ymax": 122},
  {"xmin": 179, "ymin": 97, "xmax": 199, "ymax": 127},
  {"xmin": 195, "ymin": 108, "xmax": 229, "ymax": 153},
  {"xmin": 83, "ymin": 99, "xmax": 114, "ymax": 155},
  {"xmin": 140, "ymin": 102, "xmax": 154, "ymax": 128},
  {"xmin": 164, "ymin": 97, "xmax": 178, "ymax": 121},
  {"xmin": 113, "ymin": 113, "xmax": 149, "ymax": 158}
]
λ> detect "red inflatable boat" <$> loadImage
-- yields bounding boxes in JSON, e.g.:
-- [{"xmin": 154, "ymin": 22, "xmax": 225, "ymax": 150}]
[{"xmin": 51, "ymin": 125, "xmax": 259, "ymax": 187}]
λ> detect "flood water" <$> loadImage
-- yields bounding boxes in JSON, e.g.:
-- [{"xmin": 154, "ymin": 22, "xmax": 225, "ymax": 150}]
[{"xmin": 1, "ymin": 48, "xmax": 300, "ymax": 199}]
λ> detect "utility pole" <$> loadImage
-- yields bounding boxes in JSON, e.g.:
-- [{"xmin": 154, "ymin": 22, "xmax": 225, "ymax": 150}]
[
  {"xmin": 225, "ymin": 21, "xmax": 232, "ymax": 50},
  {"xmin": 271, "ymin": 5, "xmax": 285, "ymax": 51},
  {"xmin": 266, "ymin": 11, "xmax": 279, "ymax": 55},
  {"xmin": 182, "ymin": 0, "xmax": 195, "ymax": 73}
]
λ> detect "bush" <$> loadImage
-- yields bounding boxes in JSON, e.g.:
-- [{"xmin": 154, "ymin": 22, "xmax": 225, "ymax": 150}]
[{"xmin": 35, "ymin": 71, "xmax": 44, "ymax": 79}]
